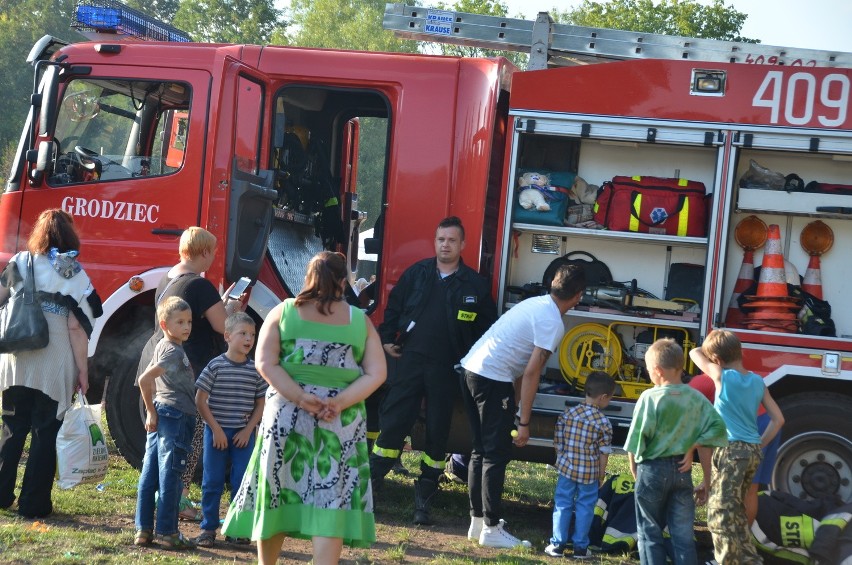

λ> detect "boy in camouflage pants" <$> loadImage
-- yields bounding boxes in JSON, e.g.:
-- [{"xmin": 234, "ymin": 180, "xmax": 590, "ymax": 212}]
[{"xmin": 690, "ymin": 330, "xmax": 785, "ymax": 564}]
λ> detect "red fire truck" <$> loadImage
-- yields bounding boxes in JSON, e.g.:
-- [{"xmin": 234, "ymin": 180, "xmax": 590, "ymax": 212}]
[{"xmin": 4, "ymin": 2, "xmax": 851, "ymax": 502}]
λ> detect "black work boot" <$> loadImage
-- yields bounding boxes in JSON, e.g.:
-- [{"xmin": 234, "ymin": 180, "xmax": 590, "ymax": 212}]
[
  {"xmin": 413, "ymin": 478, "xmax": 439, "ymax": 525},
  {"xmin": 369, "ymin": 453, "xmax": 397, "ymax": 496}
]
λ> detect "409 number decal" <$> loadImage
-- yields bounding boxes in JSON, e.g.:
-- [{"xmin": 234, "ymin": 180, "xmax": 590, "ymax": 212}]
[{"xmin": 753, "ymin": 71, "xmax": 849, "ymax": 127}]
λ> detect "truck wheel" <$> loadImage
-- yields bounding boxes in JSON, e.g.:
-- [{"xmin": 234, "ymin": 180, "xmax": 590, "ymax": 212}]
[
  {"xmin": 105, "ymin": 324, "xmax": 152, "ymax": 469},
  {"xmin": 773, "ymin": 392, "xmax": 852, "ymax": 502}
]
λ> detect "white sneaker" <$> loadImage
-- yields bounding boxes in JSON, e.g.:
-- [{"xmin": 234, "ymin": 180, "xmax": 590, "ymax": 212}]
[
  {"xmin": 544, "ymin": 543, "xmax": 565, "ymax": 557},
  {"xmin": 467, "ymin": 516, "xmax": 483, "ymax": 540},
  {"xmin": 478, "ymin": 519, "xmax": 532, "ymax": 549}
]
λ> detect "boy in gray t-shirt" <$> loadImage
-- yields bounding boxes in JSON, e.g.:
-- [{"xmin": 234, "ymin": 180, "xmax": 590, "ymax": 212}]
[{"xmin": 134, "ymin": 296, "xmax": 198, "ymax": 550}]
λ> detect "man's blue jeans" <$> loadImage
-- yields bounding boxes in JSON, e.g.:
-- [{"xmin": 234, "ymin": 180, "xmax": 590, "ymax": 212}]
[
  {"xmin": 550, "ymin": 473, "xmax": 598, "ymax": 552},
  {"xmin": 135, "ymin": 403, "xmax": 196, "ymax": 536},
  {"xmin": 199, "ymin": 424, "xmax": 255, "ymax": 532},
  {"xmin": 635, "ymin": 456, "xmax": 697, "ymax": 565}
]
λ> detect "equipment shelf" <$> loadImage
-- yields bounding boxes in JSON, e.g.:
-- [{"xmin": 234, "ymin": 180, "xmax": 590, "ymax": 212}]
[
  {"xmin": 567, "ymin": 308, "xmax": 700, "ymax": 330},
  {"xmin": 511, "ymin": 223, "xmax": 708, "ymax": 248}
]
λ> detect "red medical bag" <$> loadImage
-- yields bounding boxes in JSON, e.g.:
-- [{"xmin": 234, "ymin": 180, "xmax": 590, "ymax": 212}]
[{"xmin": 594, "ymin": 175, "xmax": 709, "ymax": 237}]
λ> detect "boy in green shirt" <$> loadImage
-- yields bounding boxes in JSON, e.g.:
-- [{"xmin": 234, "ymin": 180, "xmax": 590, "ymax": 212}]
[{"xmin": 624, "ymin": 338, "xmax": 727, "ymax": 564}]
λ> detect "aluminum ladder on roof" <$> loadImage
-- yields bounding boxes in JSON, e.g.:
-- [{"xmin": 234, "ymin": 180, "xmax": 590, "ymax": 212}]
[{"xmin": 383, "ymin": 3, "xmax": 852, "ymax": 70}]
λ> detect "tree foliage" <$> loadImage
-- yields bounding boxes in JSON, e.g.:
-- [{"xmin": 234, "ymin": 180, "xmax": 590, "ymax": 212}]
[
  {"xmin": 0, "ymin": 0, "xmax": 81, "ymax": 177},
  {"xmin": 173, "ymin": 0, "xmax": 283, "ymax": 44},
  {"xmin": 552, "ymin": 0, "xmax": 757, "ymax": 42},
  {"xmin": 286, "ymin": 0, "xmax": 418, "ymax": 53},
  {"xmin": 122, "ymin": 0, "xmax": 181, "ymax": 22}
]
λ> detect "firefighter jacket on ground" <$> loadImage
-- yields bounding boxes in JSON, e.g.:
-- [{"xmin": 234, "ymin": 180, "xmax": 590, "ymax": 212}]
[
  {"xmin": 750, "ymin": 490, "xmax": 842, "ymax": 564},
  {"xmin": 588, "ymin": 472, "xmax": 639, "ymax": 553},
  {"xmin": 810, "ymin": 501, "xmax": 852, "ymax": 565}
]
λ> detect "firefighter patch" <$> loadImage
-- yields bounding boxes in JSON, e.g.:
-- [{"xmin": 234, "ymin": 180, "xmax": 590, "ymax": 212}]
[
  {"xmin": 457, "ymin": 310, "xmax": 477, "ymax": 322},
  {"xmin": 780, "ymin": 515, "xmax": 814, "ymax": 548}
]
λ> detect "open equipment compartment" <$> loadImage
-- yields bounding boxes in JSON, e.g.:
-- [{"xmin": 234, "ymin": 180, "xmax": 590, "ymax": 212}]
[{"xmin": 502, "ymin": 115, "xmax": 720, "ymax": 404}]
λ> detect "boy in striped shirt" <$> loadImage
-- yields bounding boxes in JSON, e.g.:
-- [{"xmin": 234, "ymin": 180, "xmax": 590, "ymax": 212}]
[{"xmin": 193, "ymin": 312, "xmax": 267, "ymax": 547}]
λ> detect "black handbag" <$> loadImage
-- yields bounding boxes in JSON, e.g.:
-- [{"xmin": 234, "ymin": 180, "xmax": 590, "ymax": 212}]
[
  {"xmin": 0, "ymin": 253, "xmax": 49, "ymax": 353},
  {"xmin": 542, "ymin": 251, "xmax": 614, "ymax": 290}
]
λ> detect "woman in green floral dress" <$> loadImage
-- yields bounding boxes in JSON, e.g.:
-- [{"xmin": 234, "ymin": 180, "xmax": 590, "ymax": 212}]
[{"xmin": 222, "ymin": 251, "xmax": 386, "ymax": 564}]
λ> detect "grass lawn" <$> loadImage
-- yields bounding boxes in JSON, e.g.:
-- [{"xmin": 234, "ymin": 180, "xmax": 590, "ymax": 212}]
[{"xmin": 0, "ymin": 422, "xmax": 715, "ymax": 563}]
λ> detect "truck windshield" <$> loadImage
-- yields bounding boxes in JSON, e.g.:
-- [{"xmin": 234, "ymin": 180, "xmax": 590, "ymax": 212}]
[{"xmin": 48, "ymin": 78, "xmax": 191, "ymax": 185}]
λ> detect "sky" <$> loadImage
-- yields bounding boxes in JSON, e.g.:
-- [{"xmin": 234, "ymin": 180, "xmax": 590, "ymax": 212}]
[{"xmin": 501, "ymin": 0, "xmax": 852, "ymax": 53}]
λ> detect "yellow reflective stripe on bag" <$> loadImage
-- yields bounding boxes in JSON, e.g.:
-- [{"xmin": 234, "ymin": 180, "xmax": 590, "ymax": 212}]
[
  {"xmin": 629, "ymin": 194, "xmax": 641, "ymax": 232},
  {"xmin": 677, "ymin": 197, "xmax": 689, "ymax": 237}
]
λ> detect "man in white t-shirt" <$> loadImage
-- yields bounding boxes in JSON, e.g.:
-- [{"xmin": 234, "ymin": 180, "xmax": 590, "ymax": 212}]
[{"xmin": 460, "ymin": 264, "xmax": 586, "ymax": 549}]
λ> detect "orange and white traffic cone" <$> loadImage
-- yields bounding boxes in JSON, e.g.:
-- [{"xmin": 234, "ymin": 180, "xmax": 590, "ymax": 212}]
[
  {"xmin": 755, "ymin": 224, "xmax": 788, "ymax": 298},
  {"xmin": 801, "ymin": 255, "xmax": 823, "ymax": 299},
  {"xmin": 742, "ymin": 224, "xmax": 802, "ymax": 333},
  {"xmin": 725, "ymin": 249, "xmax": 754, "ymax": 328}
]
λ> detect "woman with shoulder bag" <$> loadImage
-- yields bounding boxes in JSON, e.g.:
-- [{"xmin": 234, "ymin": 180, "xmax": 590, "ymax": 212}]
[{"xmin": 0, "ymin": 209, "xmax": 101, "ymax": 518}]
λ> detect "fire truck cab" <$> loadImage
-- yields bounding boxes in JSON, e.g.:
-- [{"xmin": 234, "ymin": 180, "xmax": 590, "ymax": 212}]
[{"xmin": 4, "ymin": 29, "xmax": 513, "ymax": 469}]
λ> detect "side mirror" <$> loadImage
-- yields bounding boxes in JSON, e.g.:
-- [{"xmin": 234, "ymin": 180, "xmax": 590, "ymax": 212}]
[
  {"xmin": 36, "ymin": 140, "xmax": 54, "ymax": 172},
  {"xmin": 364, "ymin": 237, "xmax": 380, "ymax": 255},
  {"xmin": 28, "ymin": 140, "xmax": 55, "ymax": 186},
  {"xmin": 39, "ymin": 65, "xmax": 59, "ymax": 137}
]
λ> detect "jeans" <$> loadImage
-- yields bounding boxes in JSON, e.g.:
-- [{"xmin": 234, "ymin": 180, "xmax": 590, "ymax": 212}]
[
  {"xmin": 635, "ymin": 456, "xmax": 697, "ymax": 565},
  {"xmin": 199, "ymin": 424, "xmax": 255, "ymax": 532},
  {"xmin": 461, "ymin": 370, "xmax": 515, "ymax": 527},
  {"xmin": 550, "ymin": 474, "xmax": 598, "ymax": 551},
  {"xmin": 0, "ymin": 386, "xmax": 62, "ymax": 518},
  {"xmin": 135, "ymin": 402, "xmax": 196, "ymax": 536}
]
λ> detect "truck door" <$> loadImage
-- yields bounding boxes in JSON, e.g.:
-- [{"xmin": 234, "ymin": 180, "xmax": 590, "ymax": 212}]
[
  {"xmin": 265, "ymin": 84, "xmax": 389, "ymax": 307},
  {"xmin": 340, "ymin": 118, "xmax": 367, "ymax": 280},
  {"xmin": 18, "ymin": 68, "xmax": 209, "ymax": 294},
  {"xmin": 222, "ymin": 71, "xmax": 277, "ymax": 283}
]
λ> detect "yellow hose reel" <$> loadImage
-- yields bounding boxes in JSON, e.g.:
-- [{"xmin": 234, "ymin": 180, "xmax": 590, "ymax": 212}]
[{"xmin": 558, "ymin": 323, "xmax": 622, "ymax": 391}]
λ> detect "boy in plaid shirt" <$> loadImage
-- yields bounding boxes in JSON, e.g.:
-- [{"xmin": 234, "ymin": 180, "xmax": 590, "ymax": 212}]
[{"xmin": 546, "ymin": 371, "xmax": 616, "ymax": 559}]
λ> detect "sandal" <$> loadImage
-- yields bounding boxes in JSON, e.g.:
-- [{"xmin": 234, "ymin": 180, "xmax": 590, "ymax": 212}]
[
  {"xmin": 134, "ymin": 529, "xmax": 154, "ymax": 547},
  {"xmin": 192, "ymin": 530, "xmax": 216, "ymax": 548},
  {"xmin": 225, "ymin": 535, "xmax": 251, "ymax": 545},
  {"xmin": 178, "ymin": 496, "xmax": 202, "ymax": 521},
  {"xmin": 157, "ymin": 532, "xmax": 196, "ymax": 551}
]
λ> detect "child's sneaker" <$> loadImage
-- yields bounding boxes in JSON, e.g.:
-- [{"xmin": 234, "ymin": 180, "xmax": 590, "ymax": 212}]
[
  {"xmin": 156, "ymin": 532, "xmax": 196, "ymax": 550},
  {"xmin": 572, "ymin": 547, "xmax": 592, "ymax": 560},
  {"xmin": 192, "ymin": 530, "xmax": 215, "ymax": 548},
  {"xmin": 544, "ymin": 543, "xmax": 565, "ymax": 557},
  {"xmin": 478, "ymin": 519, "xmax": 532, "ymax": 549},
  {"xmin": 467, "ymin": 516, "xmax": 484, "ymax": 540}
]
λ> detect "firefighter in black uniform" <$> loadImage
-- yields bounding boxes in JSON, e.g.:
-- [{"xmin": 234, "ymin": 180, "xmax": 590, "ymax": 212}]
[{"xmin": 370, "ymin": 216, "xmax": 496, "ymax": 525}]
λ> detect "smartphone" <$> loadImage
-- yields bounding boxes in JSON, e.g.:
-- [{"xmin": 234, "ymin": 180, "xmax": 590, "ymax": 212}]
[{"xmin": 228, "ymin": 277, "xmax": 252, "ymax": 300}]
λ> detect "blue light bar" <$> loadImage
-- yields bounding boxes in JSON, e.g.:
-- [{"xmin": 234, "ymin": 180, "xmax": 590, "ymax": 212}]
[{"xmin": 72, "ymin": 0, "xmax": 192, "ymax": 42}]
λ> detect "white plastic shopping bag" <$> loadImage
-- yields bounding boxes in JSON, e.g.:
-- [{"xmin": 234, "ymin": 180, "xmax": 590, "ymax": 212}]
[{"xmin": 56, "ymin": 394, "xmax": 109, "ymax": 489}]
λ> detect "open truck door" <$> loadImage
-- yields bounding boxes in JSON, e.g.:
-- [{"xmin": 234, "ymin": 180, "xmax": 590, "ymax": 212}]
[{"xmin": 223, "ymin": 72, "xmax": 277, "ymax": 284}]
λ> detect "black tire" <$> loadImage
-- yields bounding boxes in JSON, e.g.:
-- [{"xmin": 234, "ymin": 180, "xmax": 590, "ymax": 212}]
[
  {"xmin": 773, "ymin": 392, "xmax": 852, "ymax": 502},
  {"xmin": 105, "ymin": 322, "xmax": 153, "ymax": 470}
]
